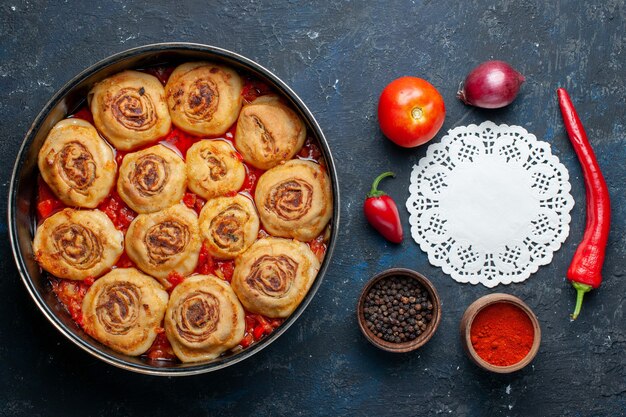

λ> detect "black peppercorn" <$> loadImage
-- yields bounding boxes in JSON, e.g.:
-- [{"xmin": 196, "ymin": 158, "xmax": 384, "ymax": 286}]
[{"xmin": 362, "ymin": 275, "xmax": 434, "ymax": 344}]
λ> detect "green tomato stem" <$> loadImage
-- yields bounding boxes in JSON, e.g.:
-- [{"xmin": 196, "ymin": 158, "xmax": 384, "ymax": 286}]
[{"xmin": 411, "ymin": 107, "xmax": 424, "ymax": 120}]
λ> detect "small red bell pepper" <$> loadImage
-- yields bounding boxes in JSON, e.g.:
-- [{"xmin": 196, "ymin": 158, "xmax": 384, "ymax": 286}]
[{"xmin": 364, "ymin": 172, "xmax": 403, "ymax": 243}]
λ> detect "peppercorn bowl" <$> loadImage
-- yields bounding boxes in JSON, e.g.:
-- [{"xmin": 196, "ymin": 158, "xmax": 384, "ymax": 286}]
[
  {"xmin": 460, "ymin": 293, "xmax": 541, "ymax": 374},
  {"xmin": 357, "ymin": 268, "xmax": 442, "ymax": 353},
  {"xmin": 8, "ymin": 43, "xmax": 340, "ymax": 376}
]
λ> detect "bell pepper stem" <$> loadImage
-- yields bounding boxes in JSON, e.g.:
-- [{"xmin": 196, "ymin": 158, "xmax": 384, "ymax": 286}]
[
  {"xmin": 368, "ymin": 172, "xmax": 395, "ymax": 198},
  {"xmin": 571, "ymin": 282, "xmax": 593, "ymax": 320}
]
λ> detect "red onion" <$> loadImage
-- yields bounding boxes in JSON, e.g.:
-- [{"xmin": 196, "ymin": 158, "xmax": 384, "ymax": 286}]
[{"xmin": 457, "ymin": 61, "xmax": 525, "ymax": 109}]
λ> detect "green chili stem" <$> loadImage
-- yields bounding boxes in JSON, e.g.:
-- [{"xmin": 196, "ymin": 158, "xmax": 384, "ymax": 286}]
[
  {"xmin": 368, "ymin": 172, "xmax": 395, "ymax": 198},
  {"xmin": 571, "ymin": 282, "xmax": 592, "ymax": 320}
]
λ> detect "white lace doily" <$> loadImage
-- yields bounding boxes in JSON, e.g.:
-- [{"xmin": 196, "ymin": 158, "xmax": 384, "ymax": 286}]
[{"xmin": 406, "ymin": 121, "xmax": 575, "ymax": 287}]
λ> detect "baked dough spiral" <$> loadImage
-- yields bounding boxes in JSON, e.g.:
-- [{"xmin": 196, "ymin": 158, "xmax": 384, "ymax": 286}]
[
  {"xmin": 117, "ymin": 144, "xmax": 187, "ymax": 213},
  {"xmin": 165, "ymin": 275, "xmax": 245, "ymax": 362},
  {"xmin": 89, "ymin": 70, "xmax": 171, "ymax": 151},
  {"xmin": 186, "ymin": 140, "xmax": 245, "ymax": 199},
  {"xmin": 254, "ymin": 160, "xmax": 332, "ymax": 241},
  {"xmin": 82, "ymin": 268, "xmax": 168, "ymax": 356},
  {"xmin": 38, "ymin": 119, "xmax": 116, "ymax": 208},
  {"xmin": 32, "ymin": 208, "xmax": 124, "ymax": 280},
  {"xmin": 165, "ymin": 62, "xmax": 243, "ymax": 137},
  {"xmin": 125, "ymin": 204, "xmax": 201, "ymax": 287},
  {"xmin": 235, "ymin": 96, "xmax": 306, "ymax": 170},
  {"xmin": 231, "ymin": 237, "xmax": 320, "ymax": 318},
  {"xmin": 199, "ymin": 194, "xmax": 260, "ymax": 260}
]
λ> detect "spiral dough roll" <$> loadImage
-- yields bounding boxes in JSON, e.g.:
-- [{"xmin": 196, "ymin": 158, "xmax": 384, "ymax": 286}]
[
  {"xmin": 125, "ymin": 204, "xmax": 201, "ymax": 287},
  {"xmin": 38, "ymin": 119, "xmax": 116, "ymax": 208},
  {"xmin": 82, "ymin": 268, "xmax": 168, "ymax": 356},
  {"xmin": 231, "ymin": 237, "xmax": 320, "ymax": 318},
  {"xmin": 186, "ymin": 140, "xmax": 245, "ymax": 199},
  {"xmin": 165, "ymin": 62, "xmax": 243, "ymax": 137},
  {"xmin": 255, "ymin": 160, "xmax": 333, "ymax": 242},
  {"xmin": 199, "ymin": 194, "xmax": 260, "ymax": 260},
  {"xmin": 117, "ymin": 144, "xmax": 187, "ymax": 213},
  {"xmin": 89, "ymin": 70, "xmax": 171, "ymax": 151},
  {"xmin": 235, "ymin": 96, "xmax": 306, "ymax": 170},
  {"xmin": 165, "ymin": 275, "xmax": 245, "ymax": 362},
  {"xmin": 32, "ymin": 209, "xmax": 123, "ymax": 280}
]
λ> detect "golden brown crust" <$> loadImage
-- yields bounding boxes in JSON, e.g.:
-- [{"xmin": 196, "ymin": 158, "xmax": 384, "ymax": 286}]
[
  {"xmin": 231, "ymin": 237, "xmax": 320, "ymax": 318},
  {"xmin": 234, "ymin": 96, "xmax": 306, "ymax": 170},
  {"xmin": 125, "ymin": 204, "xmax": 201, "ymax": 287},
  {"xmin": 254, "ymin": 160, "xmax": 333, "ymax": 241},
  {"xmin": 165, "ymin": 63, "xmax": 243, "ymax": 137},
  {"xmin": 82, "ymin": 268, "xmax": 168, "ymax": 356},
  {"xmin": 117, "ymin": 144, "xmax": 187, "ymax": 213},
  {"xmin": 38, "ymin": 119, "xmax": 116, "ymax": 208},
  {"xmin": 32, "ymin": 209, "xmax": 124, "ymax": 280},
  {"xmin": 165, "ymin": 275, "xmax": 245, "ymax": 362},
  {"xmin": 186, "ymin": 140, "xmax": 245, "ymax": 199},
  {"xmin": 199, "ymin": 194, "xmax": 260, "ymax": 260},
  {"xmin": 89, "ymin": 70, "xmax": 171, "ymax": 151}
]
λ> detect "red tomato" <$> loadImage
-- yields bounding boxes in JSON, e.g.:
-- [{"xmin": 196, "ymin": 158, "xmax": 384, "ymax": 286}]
[{"xmin": 378, "ymin": 76, "xmax": 446, "ymax": 148}]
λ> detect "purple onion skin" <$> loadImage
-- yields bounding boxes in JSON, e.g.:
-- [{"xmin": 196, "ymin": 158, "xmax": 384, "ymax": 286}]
[{"xmin": 457, "ymin": 60, "xmax": 526, "ymax": 109}]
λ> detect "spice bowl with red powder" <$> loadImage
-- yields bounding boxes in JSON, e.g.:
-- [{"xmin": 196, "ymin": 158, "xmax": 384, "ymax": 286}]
[{"xmin": 460, "ymin": 293, "xmax": 541, "ymax": 374}]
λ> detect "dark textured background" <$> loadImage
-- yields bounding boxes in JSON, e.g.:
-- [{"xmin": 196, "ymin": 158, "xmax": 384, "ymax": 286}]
[{"xmin": 1, "ymin": 1, "xmax": 625, "ymax": 416}]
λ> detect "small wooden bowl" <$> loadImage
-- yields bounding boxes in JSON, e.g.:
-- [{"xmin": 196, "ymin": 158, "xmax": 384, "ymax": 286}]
[
  {"xmin": 460, "ymin": 293, "xmax": 541, "ymax": 373},
  {"xmin": 357, "ymin": 268, "xmax": 442, "ymax": 353}
]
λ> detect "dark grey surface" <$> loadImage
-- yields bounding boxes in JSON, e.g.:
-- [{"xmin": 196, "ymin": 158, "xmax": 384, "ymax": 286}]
[{"xmin": 1, "ymin": 1, "xmax": 624, "ymax": 416}]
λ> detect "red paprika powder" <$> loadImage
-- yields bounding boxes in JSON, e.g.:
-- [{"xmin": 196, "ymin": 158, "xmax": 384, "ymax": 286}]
[{"xmin": 470, "ymin": 303, "xmax": 534, "ymax": 367}]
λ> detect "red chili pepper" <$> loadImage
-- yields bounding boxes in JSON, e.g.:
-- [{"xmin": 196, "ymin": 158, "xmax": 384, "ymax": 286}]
[
  {"xmin": 363, "ymin": 172, "xmax": 403, "ymax": 243},
  {"xmin": 557, "ymin": 88, "xmax": 611, "ymax": 320}
]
